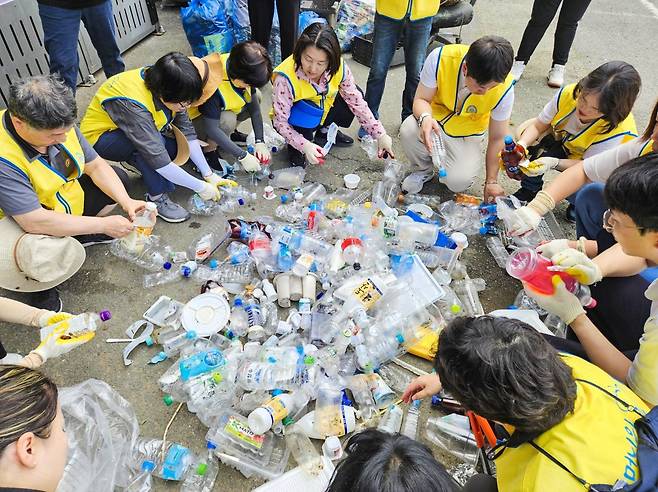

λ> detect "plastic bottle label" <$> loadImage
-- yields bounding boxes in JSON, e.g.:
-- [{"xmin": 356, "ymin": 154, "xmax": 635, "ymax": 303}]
[
  {"xmin": 382, "ymin": 216, "xmax": 397, "ymax": 238},
  {"xmin": 263, "ymin": 397, "xmax": 289, "ymax": 423},
  {"xmin": 224, "ymin": 416, "xmax": 265, "ymax": 450},
  {"xmin": 352, "ymin": 279, "xmax": 383, "ymax": 310}
]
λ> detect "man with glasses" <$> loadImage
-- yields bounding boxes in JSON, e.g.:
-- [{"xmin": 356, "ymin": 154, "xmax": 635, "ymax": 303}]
[
  {"xmin": 81, "ymin": 52, "xmax": 221, "ymax": 223},
  {"xmin": 527, "ymin": 153, "xmax": 658, "ymax": 405}
]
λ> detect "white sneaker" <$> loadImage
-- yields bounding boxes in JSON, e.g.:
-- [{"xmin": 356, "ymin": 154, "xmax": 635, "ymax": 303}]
[
  {"xmin": 547, "ymin": 64, "xmax": 565, "ymax": 88},
  {"xmin": 511, "ymin": 60, "xmax": 526, "ymax": 81}
]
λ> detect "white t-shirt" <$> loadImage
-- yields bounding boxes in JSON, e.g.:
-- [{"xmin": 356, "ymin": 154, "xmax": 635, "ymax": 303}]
[
  {"xmin": 419, "ymin": 48, "xmax": 514, "ymax": 122},
  {"xmin": 583, "ymin": 137, "xmax": 650, "ymax": 183},
  {"xmin": 537, "ymin": 91, "xmax": 629, "ymax": 159},
  {"xmin": 627, "ymin": 279, "xmax": 658, "ymax": 405}
]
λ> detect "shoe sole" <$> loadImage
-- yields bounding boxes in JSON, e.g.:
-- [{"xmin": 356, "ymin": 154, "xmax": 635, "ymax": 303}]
[
  {"xmin": 157, "ymin": 213, "xmax": 190, "ymax": 223},
  {"xmin": 547, "ymin": 80, "xmax": 562, "ymax": 88}
]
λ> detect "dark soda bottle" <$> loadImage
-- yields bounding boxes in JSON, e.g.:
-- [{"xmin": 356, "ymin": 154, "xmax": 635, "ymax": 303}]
[{"xmin": 501, "ymin": 135, "xmax": 526, "ymax": 180}]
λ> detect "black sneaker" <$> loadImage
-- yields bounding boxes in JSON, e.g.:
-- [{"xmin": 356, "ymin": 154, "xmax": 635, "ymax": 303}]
[
  {"xmin": 27, "ymin": 288, "xmax": 62, "ymax": 312},
  {"xmin": 314, "ymin": 128, "xmax": 354, "ymax": 148},
  {"xmin": 75, "ymin": 233, "xmax": 114, "ymax": 247},
  {"xmin": 565, "ymin": 204, "xmax": 576, "ymax": 223},
  {"xmin": 512, "ymin": 187, "xmax": 538, "ymax": 203},
  {"xmin": 230, "ymin": 130, "xmax": 248, "ymax": 145}
]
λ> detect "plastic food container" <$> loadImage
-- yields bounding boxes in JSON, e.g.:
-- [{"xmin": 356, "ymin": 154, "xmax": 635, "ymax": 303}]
[{"xmin": 344, "ymin": 174, "xmax": 361, "ymax": 189}]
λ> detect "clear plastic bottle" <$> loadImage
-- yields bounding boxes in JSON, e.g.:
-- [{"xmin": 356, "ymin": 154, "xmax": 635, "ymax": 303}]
[
  {"xmin": 425, "ymin": 414, "xmax": 478, "ymax": 465},
  {"xmin": 286, "ymin": 427, "xmax": 325, "ymax": 475},
  {"xmin": 313, "ymin": 382, "xmax": 344, "ymax": 438},
  {"xmin": 122, "ymin": 202, "xmax": 158, "ymax": 252},
  {"xmin": 161, "ymin": 330, "xmax": 198, "ymax": 357},
  {"xmin": 430, "ymin": 131, "xmax": 448, "ymax": 181},
  {"xmin": 247, "ymin": 390, "xmax": 306, "ymax": 434},
  {"xmin": 237, "ymin": 360, "xmax": 317, "ymax": 391},
  {"xmin": 401, "ymin": 400, "xmax": 421, "ymax": 439},
  {"xmin": 43, "ymin": 310, "xmax": 111, "ymax": 337},
  {"xmin": 190, "ymin": 218, "xmax": 231, "ymax": 262},
  {"xmin": 131, "ymin": 439, "xmax": 197, "ymax": 481},
  {"xmin": 451, "ymin": 278, "xmax": 486, "ymax": 317},
  {"xmin": 227, "ymin": 298, "xmax": 248, "ymax": 338},
  {"xmin": 485, "ymin": 236, "xmax": 510, "ymax": 268},
  {"xmin": 346, "ymin": 374, "xmax": 377, "ymax": 420},
  {"xmin": 188, "ymin": 193, "xmax": 219, "ymax": 216},
  {"xmin": 180, "ymin": 442, "xmax": 219, "ymax": 492},
  {"xmin": 244, "ymin": 298, "xmax": 265, "ymax": 341},
  {"xmin": 360, "ymin": 134, "xmax": 379, "ymax": 160},
  {"xmin": 125, "ymin": 460, "xmax": 155, "ymax": 492},
  {"xmin": 377, "ymin": 404, "xmax": 404, "ymax": 433}
]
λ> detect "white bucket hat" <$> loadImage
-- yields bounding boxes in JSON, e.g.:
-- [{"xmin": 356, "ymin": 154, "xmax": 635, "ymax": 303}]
[{"xmin": 0, "ymin": 218, "xmax": 85, "ymax": 292}]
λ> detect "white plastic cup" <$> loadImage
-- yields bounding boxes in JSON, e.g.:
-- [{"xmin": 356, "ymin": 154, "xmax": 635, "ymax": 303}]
[
  {"xmin": 274, "ymin": 273, "xmax": 291, "ymax": 308},
  {"xmin": 261, "ymin": 279, "xmax": 278, "ymax": 303},
  {"xmin": 344, "ymin": 174, "xmax": 361, "ymax": 189},
  {"xmin": 302, "ymin": 274, "xmax": 317, "ymax": 301},
  {"xmin": 289, "ymin": 275, "xmax": 303, "ymax": 301},
  {"xmin": 322, "ymin": 436, "xmax": 343, "ymax": 460}
]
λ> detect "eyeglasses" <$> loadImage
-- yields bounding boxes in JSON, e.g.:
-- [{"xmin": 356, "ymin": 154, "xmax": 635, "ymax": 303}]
[{"xmin": 602, "ymin": 209, "xmax": 643, "ymax": 233}]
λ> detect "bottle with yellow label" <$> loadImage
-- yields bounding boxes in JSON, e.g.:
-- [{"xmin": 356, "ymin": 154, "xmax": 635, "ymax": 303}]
[{"xmin": 247, "ymin": 390, "xmax": 297, "ymax": 435}]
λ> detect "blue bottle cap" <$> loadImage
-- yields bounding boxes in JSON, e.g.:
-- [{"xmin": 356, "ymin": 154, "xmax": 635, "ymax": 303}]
[
  {"xmin": 182, "ymin": 266, "xmax": 192, "ymax": 277},
  {"xmin": 238, "ymin": 198, "xmax": 245, "ymax": 206},
  {"xmin": 280, "ymin": 194, "xmax": 289, "ymax": 204},
  {"xmin": 272, "ymin": 389, "xmax": 284, "ymax": 396},
  {"xmin": 145, "ymin": 336, "xmax": 154, "ymax": 347},
  {"xmin": 438, "ymin": 168, "xmax": 447, "ymax": 177},
  {"xmin": 163, "ymin": 262, "xmax": 172, "ymax": 270},
  {"xmin": 207, "ymin": 441, "xmax": 217, "ymax": 450},
  {"xmin": 186, "ymin": 331, "xmax": 197, "ymax": 339},
  {"xmin": 142, "ymin": 460, "xmax": 156, "ymax": 472},
  {"xmin": 209, "ymin": 259, "xmax": 219, "ymax": 269},
  {"xmin": 267, "ymin": 356, "xmax": 277, "ymax": 363},
  {"xmin": 395, "ymin": 333, "xmax": 405, "ymax": 344},
  {"xmin": 504, "ymin": 135, "xmax": 513, "ymax": 145},
  {"xmin": 234, "ymin": 298, "xmax": 243, "ymax": 307}
]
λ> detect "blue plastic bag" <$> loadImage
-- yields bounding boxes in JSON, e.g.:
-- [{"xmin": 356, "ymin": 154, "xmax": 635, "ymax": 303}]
[{"xmin": 180, "ymin": 0, "xmax": 235, "ymax": 56}]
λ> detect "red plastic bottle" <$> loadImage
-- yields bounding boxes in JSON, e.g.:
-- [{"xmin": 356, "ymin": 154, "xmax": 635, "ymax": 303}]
[{"xmin": 501, "ymin": 135, "xmax": 526, "ymax": 180}]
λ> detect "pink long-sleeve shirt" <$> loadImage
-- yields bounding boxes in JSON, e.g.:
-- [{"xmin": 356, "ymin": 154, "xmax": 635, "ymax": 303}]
[{"xmin": 272, "ymin": 62, "xmax": 385, "ymax": 152}]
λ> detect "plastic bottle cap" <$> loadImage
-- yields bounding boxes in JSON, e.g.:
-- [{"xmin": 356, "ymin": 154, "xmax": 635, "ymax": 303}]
[
  {"xmin": 268, "ymin": 356, "xmax": 277, "ymax": 363},
  {"xmin": 207, "ymin": 441, "xmax": 217, "ymax": 450},
  {"xmin": 451, "ymin": 232, "xmax": 468, "ymax": 248},
  {"xmin": 196, "ymin": 463, "xmax": 208, "ymax": 476},
  {"xmin": 212, "ymin": 373, "xmax": 223, "ymax": 383},
  {"xmin": 340, "ymin": 237, "xmax": 362, "ymax": 251},
  {"xmin": 280, "ymin": 194, "xmax": 289, "ymax": 203},
  {"xmin": 282, "ymin": 416, "xmax": 294, "ymax": 426},
  {"xmin": 395, "ymin": 333, "xmax": 405, "ymax": 344},
  {"xmin": 450, "ymin": 304, "xmax": 461, "ymax": 314},
  {"xmin": 145, "ymin": 202, "xmax": 157, "ymax": 212},
  {"xmin": 238, "ymin": 198, "xmax": 245, "ymax": 206},
  {"xmin": 234, "ymin": 298, "xmax": 243, "ymax": 307},
  {"xmin": 272, "ymin": 389, "xmax": 284, "ymax": 396},
  {"xmin": 142, "ymin": 460, "xmax": 156, "ymax": 472},
  {"xmin": 163, "ymin": 395, "xmax": 174, "ymax": 406},
  {"xmin": 504, "ymin": 135, "xmax": 513, "ymax": 145},
  {"xmin": 98, "ymin": 310, "xmax": 112, "ymax": 321},
  {"xmin": 186, "ymin": 331, "xmax": 197, "ymax": 339},
  {"xmin": 304, "ymin": 355, "xmax": 315, "ymax": 365},
  {"xmin": 145, "ymin": 336, "xmax": 154, "ymax": 347},
  {"xmin": 163, "ymin": 262, "xmax": 172, "ymax": 270},
  {"xmin": 209, "ymin": 259, "xmax": 219, "ymax": 269}
]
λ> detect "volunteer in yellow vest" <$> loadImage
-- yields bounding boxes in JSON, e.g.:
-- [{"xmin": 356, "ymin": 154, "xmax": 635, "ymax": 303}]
[
  {"xmin": 271, "ymin": 23, "xmax": 394, "ymax": 167},
  {"xmin": 400, "ymin": 36, "xmax": 515, "ymax": 201},
  {"xmin": 188, "ymin": 42, "xmax": 273, "ymax": 175},
  {"xmin": 526, "ymin": 155, "xmax": 658, "ymax": 408},
  {"xmin": 357, "ymin": 0, "xmax": 440, "ymax": 139},
  {"xmin": 81, "ymin": 52, "xmax": 221, "ymax": 224},
  {"xmin": 0, "ymin": 75, "xmax": 143, "ymax": 311},
  {"xmin": 403, "ymin": 316, "xmax": 650, "ymax": 492},
  {"xmin": 510, "ymin": 97, "xmax": 658, "ymax": 239},
  {"xmin": 512, "ymin": 61, "xmax": 640, "ymax": 223}
]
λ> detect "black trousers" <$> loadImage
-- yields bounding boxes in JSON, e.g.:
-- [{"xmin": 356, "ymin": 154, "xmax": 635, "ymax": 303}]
[
  {"xmin": 286, "ymin": 92, "xmax": 356, "ymax": 166},
  {"xmin": 78, "ymin": 165, "xmax": 130, "ymax": 217},
  {"xmin": 516, "ymin": 0, "xmax": 592, "ymax": 65},
  {"xmin": 247, "ymin": 0, "xmax": 301, "ymax": 60}
]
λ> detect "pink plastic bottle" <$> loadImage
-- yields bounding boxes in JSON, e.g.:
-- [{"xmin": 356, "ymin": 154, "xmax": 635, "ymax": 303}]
[{"xmin": 506, "ymin": 248, "xmax": 596, "ymax": 308}]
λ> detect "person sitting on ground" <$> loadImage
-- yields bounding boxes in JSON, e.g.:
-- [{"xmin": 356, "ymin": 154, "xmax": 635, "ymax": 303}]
[
  {"xmin": 0, "ymin": 366, "xmax": 68, "ymax": 492},
  {"xmin": 511, "ymin": 61, "xmax": 640, "ymax": 222},
  {"xmin": 81, "ymin": 52, "xmax": 222, "ymax": 223},
  {"xmin": 326, "ymin": 428, "xmax": 459, "ymax": 492},
  {"xmin": 400, "ymin": 35, "xmax": 515, "ymax": 202},
  {"xmin": 510, "ymin": 97, "xmax": 656, "ymax": 243},
  {"xmin": 402, "ymin": 316, "xmax": 649, "ymax": 492},
  {"xmin": 0, "ymin": 76, "xmax": 144, "ymax": 310},
  {"xmin": 271, "ymin": 23, "xmax": 394, "ymax": 167},
  {"xmin": 524, "ymin": 154, "xmax": 658, "ymax": 407},
  {"xmin": 188, "ymin": 41, "xmax": 273, "ymax": 175}
]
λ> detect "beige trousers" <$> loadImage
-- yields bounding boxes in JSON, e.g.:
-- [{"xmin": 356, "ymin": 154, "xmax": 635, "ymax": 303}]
[{"xmin": 399, "ymin": 115, "xmax": 485, "ymax": 192}]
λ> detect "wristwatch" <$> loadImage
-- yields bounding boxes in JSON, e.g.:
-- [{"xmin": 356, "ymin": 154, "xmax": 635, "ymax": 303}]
[{"xmin": 417, "ymin": 112, "xmax": 432, "ymax": 128}]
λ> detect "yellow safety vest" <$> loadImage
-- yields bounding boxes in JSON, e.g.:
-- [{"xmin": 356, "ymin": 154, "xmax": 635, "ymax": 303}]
[
  {"xmin": 0, "ymin": 110, "xmax": 85, "ymax": 219},
  {"xmin": 376, "ymin": 0, "xmax": 440, "ymax": 21},
  {"xmin": 639, "ymin": 139, "xmax": 654, "ymax": 156},
  {"xmin": 188, "ymin": 53, "xmax": 252, "ymax": 120},
  {"xmin": 270, "ymin": 55, "xmax": 345, "ymax": 125},
  {"xmin": 81, "ymin": 68, "xmax": 173, "ymax": 146},
  {"xmin": 552, "ymin": 83, "xmax": 638, "ymax": 160},
  {"xmin": 495, "ymin": 354, "xmax": 649, "ymax": 492},
  {"xmin": 431, "ymin": 44, "xmax": 514, "ymax": 137}
]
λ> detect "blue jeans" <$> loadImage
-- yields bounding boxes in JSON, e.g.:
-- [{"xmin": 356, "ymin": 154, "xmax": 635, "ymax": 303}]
[
  {"xmin": 38, "ymin": 0, "xmax": 125, "ymax": 92},
  {"xmin": 94, "ymin": 130, "xmax": 177, "ymax": 196},
  {"xmin": 364, "ymin": 13, "xmax": 433, "ymax": 122}
]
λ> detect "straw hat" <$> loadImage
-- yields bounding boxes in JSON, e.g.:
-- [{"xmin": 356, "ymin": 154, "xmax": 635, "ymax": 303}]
[
  {"xmin": 0, "ymin": 218, "xmax": 85, "ymax": 292},
  {"xmin": 189, "ymin": 53, "xmax": 225, "ymax": 108}
]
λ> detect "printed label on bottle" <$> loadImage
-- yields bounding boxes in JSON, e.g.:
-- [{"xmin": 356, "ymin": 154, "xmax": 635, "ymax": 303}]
[
  {"xmin": 353, "ymin": 279, "xmax": 383, "ymax": 310},
  {"xmin": 224, "ymin": 415, "xmax": 265, "ymax": 450},
  {"xmin": 382, "ymin": 217, "xmax": 397, "ymax": 238},
  {"xmin": 264, "ymin": 397, "xmax": 289, "ymax": 423},
  {"xmin": 365, "ymin": 374, "xmax": 395, "ymax": 408},
  {"xmin": 279, "ymin": 229, "xmax": 293, "ymax": 246}
]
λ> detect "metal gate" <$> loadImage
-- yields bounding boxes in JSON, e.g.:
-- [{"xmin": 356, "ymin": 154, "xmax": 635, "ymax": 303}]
[{"xmin": 0, "ymin": 0, "xmax": 158, "ymax": 108}]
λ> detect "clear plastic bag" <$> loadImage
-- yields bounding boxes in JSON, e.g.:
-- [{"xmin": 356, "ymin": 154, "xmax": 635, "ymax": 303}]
[{"xmin": 57, "ymin": 379, "xmax": 140, "ymax": 492}]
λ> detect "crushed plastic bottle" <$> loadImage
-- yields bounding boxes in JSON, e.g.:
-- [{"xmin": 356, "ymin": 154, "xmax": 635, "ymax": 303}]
[
  {"xmin": 430, "ymin": 131, "xmax": 448, "ymax": 182},
  {"xmin": 401, "ymin": 400, "xmax": 421, "ymax": 439}
]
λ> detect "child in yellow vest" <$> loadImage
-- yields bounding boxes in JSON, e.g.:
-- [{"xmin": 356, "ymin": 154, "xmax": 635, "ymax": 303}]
[
  {"xmin": 512, "ymin": 61, "xmax": 640, "ymax": 222},
  {"xmin": 403, "ymin": 316, "xmax": 650, "ymax": 492},
  {"xmin": 271, "ymin": 23, "xmax": 393, "ymax": 167},
  {"xmin": 399, "ymin": 36, "xmax": 515, "ymax": 202}
]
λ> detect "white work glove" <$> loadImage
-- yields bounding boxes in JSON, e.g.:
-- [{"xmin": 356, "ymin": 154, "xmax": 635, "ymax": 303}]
[
  {"xmin": 524, "ymin": 275, "xmax": 585, "ymax": 324},
  {"xmin": 302, "ymin": 140, "xmax": 325, "ymax": 166},
  {"xmin": 376, "ymin": 133, "xmax": 394, "ymax": 159},
  {"xmin": 509, "ymin": 191, "xmax": 556, "ymax": 236},
  {"xmin": 536, "ymin": 239, "xmax": 571, "ymax": 259},
  {"xmin": 38, "ymin": 311, "xmax": 71, "ymax": 329},
  {"xmin": 519, "ymin": 156, "xmax": 560, "ymax": 177},
  {"xmin": 549, "ymin": 249, "xmax": 603, "ymax": 285},
  {"xmin": 198, "ymin": 181, "xmax": 221, "ymax": 201},
  {"xmin": 31, "ymin": 317, "xmax": 94, "ymax": 363},
  {"xmin": 239, "ymin": 152, "xmax": 262, "ymax": 173},
  {"xmin": 254, "ymin": 142, "xmax": 271, "ymax": 163}
]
